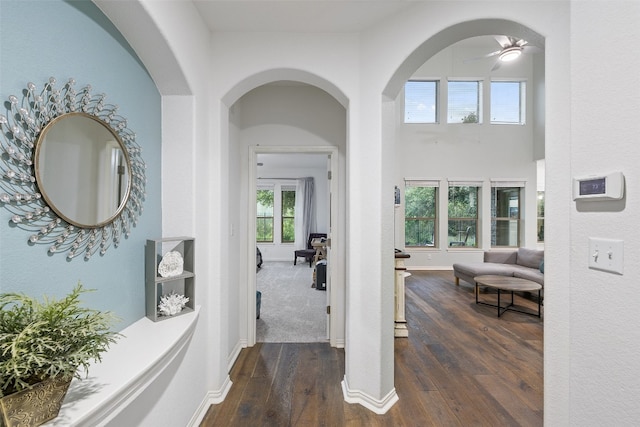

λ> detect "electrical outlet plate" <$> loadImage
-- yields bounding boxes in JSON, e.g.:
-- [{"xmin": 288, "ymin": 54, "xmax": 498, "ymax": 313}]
[{"xmin": 588, "ymin": 237, "xmax": 623, "ymax": 275}]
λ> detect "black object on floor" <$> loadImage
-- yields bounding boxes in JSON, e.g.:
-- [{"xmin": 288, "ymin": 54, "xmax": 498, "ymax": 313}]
[
  {"xmin": 315, "ymin": 261, "xmax": 327, "ymax": 291},
  {"xmin": 256, "ymin": 291, "xmax": 262, "ymax": 319}
]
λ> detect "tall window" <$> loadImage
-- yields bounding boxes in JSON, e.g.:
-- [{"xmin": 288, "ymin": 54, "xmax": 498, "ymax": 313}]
[
  {"xmin": 491, "ymin": 185, "xmax": 521, "ymax": 247},
  {"xmin": 491, "ymin": 80, "xmax": 526, "ymax": 124},
  {"xmin": 404, "ymin": 180, "xmax": 438, "ymax": 247},
  {"xmin": 537, "ymin": 191, "xmax": 545, "ymax": 243},
  {"xmin": 281, "ymin": 188, "xmax": 296, "ymax": 243},
  {"xmin": 448, "ymin": 80, "xmax": 481, "ymax": 123},
  {"xmin": 256, "ymin": 188, "xmax": 274, "ymax": 243},
  {"xmin": 404, "ymin": 80, "xmax": 438, "ymax": 123},
  {"xmin": 448, "ymin": 185, "xmax": 479, "ymax": 247}
]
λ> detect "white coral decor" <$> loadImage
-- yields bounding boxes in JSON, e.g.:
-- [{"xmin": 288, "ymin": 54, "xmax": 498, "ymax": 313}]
[{"xmin": 158, "ymin": 292, "xmax": 189, "ymax": 317}]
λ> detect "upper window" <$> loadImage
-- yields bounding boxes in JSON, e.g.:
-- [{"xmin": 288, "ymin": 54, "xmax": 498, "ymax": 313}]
[
  {"xmin": 404, "ymin": 180, "xmax": 438, "ymax": 247},
  {"xmin": 404, "ymin": 80, "xmax": 438, "ymax": 123},
  {"xmin": 491, "ymin": 185, "xmax": 521, "ymax": 247},
  {"xmin": 256, "ymin": 188, "xmax": 274, "ymax": 243},
  {"xmin": 448, "ymin": 185, "xmax": 479, "ymax": 248},
  {"xmin": 490, "ymin": 81, "xmax": 526, "ymax": 124},
  {"xmin": 448, "ymin": 80, "xmax": 481, "ymax": 124}
]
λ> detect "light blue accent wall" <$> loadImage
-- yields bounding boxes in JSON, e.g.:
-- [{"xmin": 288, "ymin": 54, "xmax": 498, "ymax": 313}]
[{"xmin": 0, "ymin": 0, "xmax": 161, "ymax": 329}]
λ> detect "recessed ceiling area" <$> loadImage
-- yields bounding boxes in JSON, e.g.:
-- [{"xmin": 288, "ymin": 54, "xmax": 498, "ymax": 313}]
[{"xmin": 192, "ymin": 0, "xmax": 416, "ymax": 33}]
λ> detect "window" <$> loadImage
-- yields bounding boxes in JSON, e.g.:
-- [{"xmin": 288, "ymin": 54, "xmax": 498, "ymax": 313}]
[
  {"xmin": 491, "ymin": 80, "xmax": 526, "ymax": 124},
  {"xmin": 448, "ymin": 80, "xmax": 481, "ymax": 123},
  {"xmin": 491, "ymin": 185, "xmax": 522, "ymax": 247},
  {"xmin": 281, "ymin": 188, "xmax": 295, "ymax": 243},
  {"xmin": 256, "ymin": 188, "xmax": 274, "ymax": 243},
  {"xmin": 448, "ymin": 184, "xmax": 479, "ymax": 247},
  {"xmin": 537, "ymin": 191, "xmax": 544, "ymax": 242},
  {"xmin": 404, "ymin": 180, "xmax": 438, "ymax": 247},
  {"xmin": 404, "ymin": 80, "xmax": 438, "ymax": 123}
]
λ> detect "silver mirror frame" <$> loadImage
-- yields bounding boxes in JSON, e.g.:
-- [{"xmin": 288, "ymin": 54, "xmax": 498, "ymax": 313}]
[{"xmin": 0, "ymin": 77, "xmax": 146, "ymax": 260}]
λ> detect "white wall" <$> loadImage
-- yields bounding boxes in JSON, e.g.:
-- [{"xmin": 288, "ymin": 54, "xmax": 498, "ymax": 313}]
[
  {"xmin": 568, "ymin": 1, "xmax": 640, "ymax": 424},
  {"xmin": 394, "ymin": 39, "xmax": 539, "ymax": 268},
  {"xmin": 99, "ymin": 1, "xmax": 640, "ymax": 425}
]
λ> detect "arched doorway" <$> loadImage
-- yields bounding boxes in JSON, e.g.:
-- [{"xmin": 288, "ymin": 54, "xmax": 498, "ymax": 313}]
[{"xmin": 220, "ymin": 72, "xmax": 348, "ymax": 348}]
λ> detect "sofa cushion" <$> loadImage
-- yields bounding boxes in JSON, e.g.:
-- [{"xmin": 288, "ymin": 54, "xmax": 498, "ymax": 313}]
[
  {"xmin": 483, "ymin": 250, "xmax": 517, "ymax": 264},
  {"xmin": 453, "ymin": 262, "xmax": 519, "ymax": 279},
  {"xmin": 512, "ymin": 265, "xmax": 545, "ymax": 286},
  {"xmin": 516, "ymin": 248, "xmax": 544, "ymax": 269}
]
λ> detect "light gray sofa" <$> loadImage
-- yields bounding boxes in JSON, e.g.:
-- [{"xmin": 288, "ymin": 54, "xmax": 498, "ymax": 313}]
[{"xmin": 453, "ymin": 248, "xmax": 544, "ymax": 287}]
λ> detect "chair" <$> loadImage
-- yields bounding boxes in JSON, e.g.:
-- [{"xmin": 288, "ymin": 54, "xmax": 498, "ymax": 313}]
[
  {"xmin": 294, "ymin": 233, "xmax": 327, "ymax": 267},
  {"xmin": 449, "ymin": 226, "xmax": 472, "ymax": 247}
]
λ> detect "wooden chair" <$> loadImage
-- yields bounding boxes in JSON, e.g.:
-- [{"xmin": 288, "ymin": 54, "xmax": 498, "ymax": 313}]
[{"xmin": 294, "ymin": 233, "xmax": 327, "ymax": 267}]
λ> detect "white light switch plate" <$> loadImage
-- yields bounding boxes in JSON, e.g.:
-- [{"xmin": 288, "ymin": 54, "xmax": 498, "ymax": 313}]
[{"xmin": 588, "ymin": 237, "xmax": 624, "ymax": 275}]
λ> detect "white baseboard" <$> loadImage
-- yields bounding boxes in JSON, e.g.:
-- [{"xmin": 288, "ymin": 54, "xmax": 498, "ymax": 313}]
[
  {"xmin": 341, "ymin": 376, "xmax": 399, "ymax": 414},
  {"xmin": 187, "ymin": 376, "xmax": 233, "ymax": 427},
  {"xmin": 227, "ymin": 340, "xmax": 243, "ymax": 372}
]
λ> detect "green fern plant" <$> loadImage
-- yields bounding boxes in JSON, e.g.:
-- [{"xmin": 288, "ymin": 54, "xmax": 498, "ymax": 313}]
[{"xmin": 0, "ymin": 283, "xmax": 120, "ymax": 397}]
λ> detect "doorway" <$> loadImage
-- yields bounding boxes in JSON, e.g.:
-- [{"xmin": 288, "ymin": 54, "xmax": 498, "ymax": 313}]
[
  {"xmin": 255, "ymin": 152, "xmax": 331, "ymax": 342},
  {"xmin": 247, "ymin": 145, "xmax": 341, "ymax": 347}
]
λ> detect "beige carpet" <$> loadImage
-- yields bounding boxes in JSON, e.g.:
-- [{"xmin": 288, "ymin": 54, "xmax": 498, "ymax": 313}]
[{"xmin": 256, "ymin": 261, "xmax": 327, "ymax": 342}]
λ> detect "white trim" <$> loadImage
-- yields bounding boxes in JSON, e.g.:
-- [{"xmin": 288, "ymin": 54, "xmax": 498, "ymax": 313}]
[
  {"xmin": 227, "ymin": 339, "xmax": 243, "ymax": 372},
  {"xmin": 186, "ymin": 379, "xmax": 233, "ymax": 427},
  {"xmin": 447, "ymin": 179, "xmax": 484, "ymax": 187},
  {"xmin": 407, "ymin": 266, "xmax": 455, "ymax": 271},
  {"xmin": 341, "ymin": 376, "xmax": 399, "ymax": 414},
  {"xmin": 404, "ymin": 177, "xmax": 440, "ymax": 187},
  {"xmin": 490, "ymin": 179, "xmax": 526, "ymax": 187}
]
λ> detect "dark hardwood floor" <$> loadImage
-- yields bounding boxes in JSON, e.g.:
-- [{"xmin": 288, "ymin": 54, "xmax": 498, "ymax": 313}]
[{"xmin": 201, "ymin": 271, "xmax": 543, "ymax": 426}]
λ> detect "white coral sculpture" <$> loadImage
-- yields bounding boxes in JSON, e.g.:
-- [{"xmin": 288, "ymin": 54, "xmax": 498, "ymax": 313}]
[{"xmin": 158, "ymin": 292, "xmax": 189, "ymax": 317}]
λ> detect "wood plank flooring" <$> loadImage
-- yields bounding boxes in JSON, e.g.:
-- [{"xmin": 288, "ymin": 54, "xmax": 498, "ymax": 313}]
[{"xmin": 201, "ymin": 270, "xmax": 543, "ymax": 426}]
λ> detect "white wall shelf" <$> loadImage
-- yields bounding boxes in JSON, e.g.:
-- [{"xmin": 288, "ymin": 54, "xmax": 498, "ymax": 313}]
[{"xmin": 145, "ymin": 237, "xmax": 195, "ymax": 321}]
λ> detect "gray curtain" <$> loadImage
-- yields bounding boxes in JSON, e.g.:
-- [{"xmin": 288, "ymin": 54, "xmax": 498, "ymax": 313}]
[{"xmin": 294, "ymin": 177, "xmax": 316, "ymax": 250}]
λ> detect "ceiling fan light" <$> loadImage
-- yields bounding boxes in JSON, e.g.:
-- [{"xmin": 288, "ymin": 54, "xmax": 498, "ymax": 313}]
[{"xmin": 499, "ymin": 47, "xmax": 522, "ymax": 62}]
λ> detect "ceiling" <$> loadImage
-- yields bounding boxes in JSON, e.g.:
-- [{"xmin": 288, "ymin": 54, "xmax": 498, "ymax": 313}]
[{"xmin": 193, "ymin": 0, "xmax": 416, "ymax": 33}]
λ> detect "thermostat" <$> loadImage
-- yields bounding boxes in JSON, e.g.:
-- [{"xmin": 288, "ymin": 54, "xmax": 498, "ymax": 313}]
[{"xmin": 573, "ymin": 172, "xmax": 624, "ymax": 201}]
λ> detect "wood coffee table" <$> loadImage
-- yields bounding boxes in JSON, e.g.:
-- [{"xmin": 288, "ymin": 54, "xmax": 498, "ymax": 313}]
[{"xmin": 474, "ymin": 275, "xmax": 542, "ymax": 318}]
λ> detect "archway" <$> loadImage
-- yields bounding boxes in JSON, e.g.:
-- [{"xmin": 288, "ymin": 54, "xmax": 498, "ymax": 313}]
[{"xmin": 221, "ymin": 70, "xmax": 348, "ymax": 348}]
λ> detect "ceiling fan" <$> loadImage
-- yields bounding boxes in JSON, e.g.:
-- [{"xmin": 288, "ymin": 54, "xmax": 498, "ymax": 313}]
[{"xmin": 466, "ymin": 35, "xmax": 538, "ymax": 71}]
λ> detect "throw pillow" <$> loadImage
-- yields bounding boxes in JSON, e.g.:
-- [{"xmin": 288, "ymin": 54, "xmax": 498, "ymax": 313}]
[{"xmin": 539, "ymin": 260, "xmax": 544, "ymax": 273}]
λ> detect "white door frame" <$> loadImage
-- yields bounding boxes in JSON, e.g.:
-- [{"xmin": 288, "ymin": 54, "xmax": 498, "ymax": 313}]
[{"xmin": 247, "ymin": 145, "xmax": 340, "ymax": 346}]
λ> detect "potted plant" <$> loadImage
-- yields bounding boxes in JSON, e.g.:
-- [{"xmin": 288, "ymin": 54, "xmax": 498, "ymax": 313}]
[{"xmin": 0, "ymin": 283, "xmax": 119, "ymax": 427}]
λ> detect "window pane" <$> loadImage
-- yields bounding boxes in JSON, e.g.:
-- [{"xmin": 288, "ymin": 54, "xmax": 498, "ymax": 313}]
[
  {"xmin": 257, "ymin": 189, "xmax": 274, "ymax": 242},
  {"xmin": 491, "ymin": 81, "xmax": 525, "ymax": 124},
  {"xmin": 404, "ymin": 186, "xmax": 437, "ymax": 246},
  {"xmin": 257, "ymin": 189, "xmax": 274, "ymax": 216},
  {"xmin": 256, "ymin": 217, "xmax": 273, "ymax": 242},
  {"xmin": 448, "ymin": 186, "xmax": 478, "ymax": 247},
  {"xmin": 281, "ymin": 189, "xmax": 295, "ymax": 243},
  {"xmin": 491, "ymin": 187, "xmax": 520, "ymax": 247},
  {"xmin": 448, "ymin": 81, "xmax": 480, "ymax": 123},
  {"xmin": 537, "ymin": 191, "xmax": 545, "ymax": 242},
  {"xmin": 404, "ymin": 81, "xmax": 438, "ymax": 123}
]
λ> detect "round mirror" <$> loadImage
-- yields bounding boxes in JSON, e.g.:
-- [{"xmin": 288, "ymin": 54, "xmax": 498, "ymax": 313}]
[{"xmin": 34, "ymin": 113, "xmax": 132, "ymax": 228}]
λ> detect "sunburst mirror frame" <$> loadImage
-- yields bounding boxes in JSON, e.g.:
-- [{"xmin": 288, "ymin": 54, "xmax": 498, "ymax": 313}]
[{"xmin": 0, "ymin": 77, "xmax": 146, "ymax": 260}]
